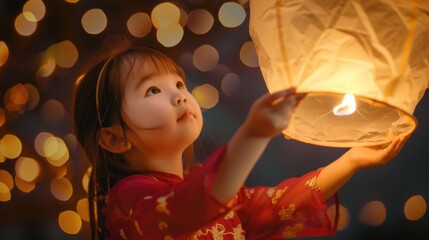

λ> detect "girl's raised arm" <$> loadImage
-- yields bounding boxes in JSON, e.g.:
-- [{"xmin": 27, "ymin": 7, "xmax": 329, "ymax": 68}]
[{"xmin": 210, "ymin": 88, "xmax": 301, "ymax": 204}]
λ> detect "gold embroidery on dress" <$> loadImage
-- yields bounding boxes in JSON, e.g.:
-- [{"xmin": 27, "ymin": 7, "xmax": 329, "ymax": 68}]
[
  {"xmin": 211, "ymin": 224, "xmax": 226, "ymax": 240},
  {"xmin": 119, "ymin": 228, "xmax": 128, "ymax": 239},
  {"xmin": 278, "ymin": 204, "xmax": 296, "ymax": 221},
  {"xmin": 159, "ymin": 221, "xmax": 169, "ymax": 230},
  {"xmin": 188, "ymin": 222, "xmax": 245, "ymax": 240},
  {"xmin": 232, "ymin": 224, "xmax": 246, "ymax": 240},
  {"xmin": 156, "ymin": 191, "xmax": 174, "ymax": 215},
  {"xmin": 245, "ymin": 188, "xmax": 255, "ymax": 199},
  {"xmin": 266, "ymin": 187, "xmax": 275, "ymax": 198},
  {"xmin": 305, "ymin": 176, "xmax": 320, "ymax": 191},
  {"xmin": 224, "ymin": 210, "xmax": 235, "ymax": 220},
  {"xmin": 271, "ymin": 187, "xmax": 288, "ymax": 204},
  {"xmin": 129, "ymin": 208, "xmax": 133, "ymax": 215},
  {"xmin": 144, "ymin": 196, "xmax": 153, "ymax": 200},
  {"xmin": 134, "ymin": 220, "xmax": 143, "ymax": 236},
  {"xmin": 282, "ymin": 223, "xmax": 304, "ymax": 238}
]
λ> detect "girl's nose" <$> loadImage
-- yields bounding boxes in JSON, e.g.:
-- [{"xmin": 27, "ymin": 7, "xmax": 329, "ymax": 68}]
[{"xmin": 173, "ymin": 94, "xmax": 187, "ymax": 106}]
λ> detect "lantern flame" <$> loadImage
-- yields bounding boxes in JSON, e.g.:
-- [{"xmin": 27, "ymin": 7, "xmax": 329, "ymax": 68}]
[{"xmin": 333, "ymin": 93, "xmax": 356, "ymax": 116}]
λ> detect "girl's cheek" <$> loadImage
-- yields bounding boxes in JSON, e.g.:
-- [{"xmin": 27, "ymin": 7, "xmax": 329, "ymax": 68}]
[{"xmin": 126, "ymin": 100, "xmax": 173, "ymax": 130}]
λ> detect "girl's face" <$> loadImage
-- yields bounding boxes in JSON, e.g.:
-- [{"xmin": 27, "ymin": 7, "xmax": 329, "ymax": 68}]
[{"xmin": 121, "ymin": 57, "xmax": 203, "ymax": 152}]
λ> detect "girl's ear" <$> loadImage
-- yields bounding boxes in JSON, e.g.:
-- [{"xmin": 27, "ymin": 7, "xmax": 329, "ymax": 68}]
[{"xmin": 98, "ymin": 124, "xmax": 132, "ymax": 153}]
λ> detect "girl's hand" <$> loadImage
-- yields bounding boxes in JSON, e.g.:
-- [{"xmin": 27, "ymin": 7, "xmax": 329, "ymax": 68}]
[
  {"xmin": 345, "ymin": 135, "xmax": 410, "ymax": 171},
  {"xmin": 241, "ymin": 88, "xmax": 304, "ymax": 138}
]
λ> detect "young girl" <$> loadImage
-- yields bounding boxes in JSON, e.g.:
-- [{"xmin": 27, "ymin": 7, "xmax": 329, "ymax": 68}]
[{"xmin": 73, "ymin": 46, "xmax": 408, "ymax": 240}]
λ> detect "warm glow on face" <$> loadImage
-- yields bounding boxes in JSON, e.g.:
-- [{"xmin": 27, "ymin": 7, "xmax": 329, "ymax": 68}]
[{"xmin": 333, "ymin": 93, "xmax": 356, "ymax": 116}]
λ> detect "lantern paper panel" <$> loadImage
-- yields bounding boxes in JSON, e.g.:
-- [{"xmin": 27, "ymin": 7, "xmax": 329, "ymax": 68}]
[{"xmin": 249, "ymin": 0, "xmax": 429, "ymax": 147}]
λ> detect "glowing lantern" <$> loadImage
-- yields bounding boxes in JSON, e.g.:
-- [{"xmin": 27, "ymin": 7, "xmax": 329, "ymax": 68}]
[{"xmin": 249, "ymin": 0, "xmax": 429, "ymax": 147}]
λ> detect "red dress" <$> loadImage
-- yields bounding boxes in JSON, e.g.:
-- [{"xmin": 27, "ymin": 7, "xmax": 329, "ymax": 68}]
[{"xmin": 103, "ymin": 146, "xmax": 338, "ymax": 239}]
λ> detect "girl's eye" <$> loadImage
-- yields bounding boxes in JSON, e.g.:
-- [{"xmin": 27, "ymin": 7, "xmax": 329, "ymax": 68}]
[
  {"xmin": 176, "ymin": 81, "xmax": 185, "ymax": 89},
  {"xmin": 146, "ymin": 86, "xmax": 161, "ymax": 96}
]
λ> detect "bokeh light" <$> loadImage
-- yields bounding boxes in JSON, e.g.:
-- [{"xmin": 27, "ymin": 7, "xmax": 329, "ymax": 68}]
[
  {"xmin": 221, "ymin": 73, "xmax": 240, "ymax": 97},
  {"xmin": 82, "ymin": 167, "xmax": 91, "ymax": 193},
  {"xmin": 15, "ymin": 12, "xmax": 37, "ymax": 36},
  {"xmin": 35, "ymin": 132, "xmax": 55, "ymax": 157},
  {"xmin": 127, "ymin": 12, "xmax": 152, "ymax": 38},
  {"xmin": 156, "ymin": 22, "xmax": 184, "ymax": 47},
  {"xmin": 328, "ymin": 204, "xmax": 350, "ymax": 231},
  {"xmin": 36, "ymin": 51, "xmax": 56, "ymax": 77},
  {"xmin": 192, "ymin": 84, "xmax": 219, "ymax": 109},
  {"xmin": 76, "ymin": 198, "xmax": 90, "ymax": 222},
  {"xmin": 359, "ymin": 201, "xmax": 387, "ymax": 226},
  {"xmin": 46, "ymin": 40, "xmax": 79, "ymax": 68},
  {"xmin": 4, "ymin": 84, "xmax": 30, "ymax": 113},
  {"xmin": 193, "ymin": 44, "xmax": 219, "ymax": 72},
  {"xmin": 35, "ymin": 132, "xmax": 70, "ymax": 167},
  {"xmin": 0, "ymin": 108, "xmax": 5, "ymax": 127},
  {"xmin": 15, "ymin": 157, "xmax": 41, "ymax": 182},
  {"xmin": 54, "ymin": 165, "xmax": 68, "ymax": 179},
  {"xmin": 0, "ymin": 170, "xmax": 14, "ymax": 191},
  {"xmin": 187, "ymin": 9, "xmax": 214, "ymax": 35},
  {"xmin": 41, "ymin": 99, "xmax": 66, "ymax": 125},
  {"xmin": 151, "ymin": 2, "xmax": 180, "ymax": 29},
  {"xmin": 24, "ymin": 83, "xmax": 40, "ymax": 110},
  {"xmin": 0, "ymin": 152, "xmax": 5, "ymax": 163},
  {"xmin": 404, "ymin": 195, "xmax": 427, "ymax": 221},
  {"xmin": 58, "ymin": 210, "xmax": 82, "ymax": 234},
  {"xmin": 218, "ymin": 2, "xmax": 246, "ymax": 28},
  {"xmin": 240, "ymin": 41, "xmax": 259, "ymax": 67},
  {"xmin": 0, "ymin": 41, "xmax": 9, "ymax": 67},
  {"xmin": 15, "ymin": 175, "xmax": 36, "ymax": 193},
  {"xmin": 0, "ymin": 134, "xmax": 22, "ymax": 159},
  {"xmin": 81, "ymin": 9, "xmax": 107, "ymax": 35},
  {"xmin": 45, "ymin": 137, "xmax": 70, "ymax": 167},
  {"xmin": 178, "ymin": 7, "xmax": 188, "ymax": 28},
  {"xmin": 23, "ymin": 0, "xmax": 46, "ymax": 22},
  {"xmin": 0, "ymin": 182, "xmax": 11, "ymax": 202},
  {"xmin": 337, "ymin": 205, "xmax": 350, "ymax": 230},
  {"xmin": 51, "ymin": 177, "xmax": 73, "ymax": 201}
]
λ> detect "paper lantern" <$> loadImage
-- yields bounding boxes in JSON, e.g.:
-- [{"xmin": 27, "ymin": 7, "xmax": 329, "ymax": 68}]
[{"xmin": 249, "ymin": 0, "xmax": 429, "ymax": 147}]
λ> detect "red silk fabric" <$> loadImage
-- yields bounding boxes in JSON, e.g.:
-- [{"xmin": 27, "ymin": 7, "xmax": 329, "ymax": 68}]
[{"xmin": 103, "ymin": 146, "xmax": 338, "ymax": 239}]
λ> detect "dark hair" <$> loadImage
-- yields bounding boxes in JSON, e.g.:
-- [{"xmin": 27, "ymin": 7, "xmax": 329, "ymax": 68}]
[{"xmin": 73, "ymin": 46, "xmax": 191, "ymax": 239}]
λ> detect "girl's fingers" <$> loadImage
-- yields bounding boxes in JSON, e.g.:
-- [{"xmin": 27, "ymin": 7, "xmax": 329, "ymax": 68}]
[{"xmin": 263, "ymin": 88, "xmax": 297, "ymax": 105}]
